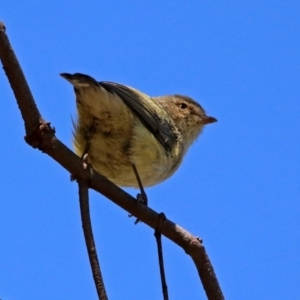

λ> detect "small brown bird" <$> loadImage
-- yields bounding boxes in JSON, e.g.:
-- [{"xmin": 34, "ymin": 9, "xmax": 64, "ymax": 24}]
[{"xmin": 61, "ymin": 73, "xmax": 217, "ymax": 189}]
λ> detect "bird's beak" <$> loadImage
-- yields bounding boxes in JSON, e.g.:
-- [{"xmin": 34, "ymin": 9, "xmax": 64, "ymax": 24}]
[{"xmin": 202, "ymin": 116, "xmax": 217, "ymax": 125}]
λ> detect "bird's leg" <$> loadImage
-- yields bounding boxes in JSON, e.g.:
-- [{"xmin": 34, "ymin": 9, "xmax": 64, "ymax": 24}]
[
  {"xmin": 81, "ymin": 119, "xmax": 98, "ymax": 160},
  {"xmin": 128, "ymin": 163, "xmax": 148, "ymax": 224},
  {"xmin": 131, "ymin": 162, "xmax": 148, "ymax": 206},
  {"xmin": 71, "ymin": 120, "xmax": 97, "ymax": 181}
]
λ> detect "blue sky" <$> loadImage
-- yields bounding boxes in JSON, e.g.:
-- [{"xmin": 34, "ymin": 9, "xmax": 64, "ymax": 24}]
[{"xmin": 1, "ymin": 1, "xmax": 299, "ymax": 299}]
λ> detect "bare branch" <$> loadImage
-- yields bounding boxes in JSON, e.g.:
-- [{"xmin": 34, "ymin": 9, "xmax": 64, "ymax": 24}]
[
  {"xmin": 78, "ymin": 180, "xmax": 108, "ymax": 300},
  {"xmin": 0, "ymin": 22, "xmax": 42, "ymax": 147}
]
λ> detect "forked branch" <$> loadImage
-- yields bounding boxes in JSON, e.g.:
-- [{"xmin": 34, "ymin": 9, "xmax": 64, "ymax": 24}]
[{"xmin": 0, "ymin": 22, "xmax": 224, "ymax": 300}]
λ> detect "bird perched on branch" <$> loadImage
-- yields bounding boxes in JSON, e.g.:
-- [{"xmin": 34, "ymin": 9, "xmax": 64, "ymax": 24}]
[{"xmin": 61, "ymin": 73, "xmax": 217, "ymax": 193}]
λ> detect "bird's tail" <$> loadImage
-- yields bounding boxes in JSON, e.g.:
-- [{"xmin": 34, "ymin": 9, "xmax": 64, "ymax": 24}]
[{"xmin": 60, "ymin": 73, "xmax": 98, "ymax": 88}]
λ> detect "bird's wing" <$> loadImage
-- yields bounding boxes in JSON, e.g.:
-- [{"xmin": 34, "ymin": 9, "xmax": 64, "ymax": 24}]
[
  {"xmin": 99, "ymin": 81, "xmax": 178, "ymax": 152},
  {"xmin": 60, "ymin": 73, "xmax": 178, "ymax": 152}
]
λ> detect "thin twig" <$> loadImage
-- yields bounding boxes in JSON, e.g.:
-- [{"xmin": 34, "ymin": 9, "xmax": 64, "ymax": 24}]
[
  {"xmin": 154, "ymin": 229, "xmax": 169, "ymax": 300},
  {"xmin": 78, "ymin": 180, "xmax": 108, "ymax": 300}
]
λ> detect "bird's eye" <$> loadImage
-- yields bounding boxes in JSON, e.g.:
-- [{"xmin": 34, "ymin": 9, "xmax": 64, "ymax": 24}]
[{"xmin": 180, "ymin": 103, "xmax": 187, "ymax": 109}]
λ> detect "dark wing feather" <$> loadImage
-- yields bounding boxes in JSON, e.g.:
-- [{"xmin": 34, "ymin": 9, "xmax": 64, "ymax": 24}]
[{"xmin": 99, "ymin": 81, "xmax": 177, "ymax": 152}]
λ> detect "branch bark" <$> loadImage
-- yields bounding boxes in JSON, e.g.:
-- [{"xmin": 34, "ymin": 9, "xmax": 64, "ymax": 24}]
[
  {"xmin": 78, "ymin": 180, "xmax": 108, "ymax": 300},
  {"xmin": 0, "ymin": 21, "xmax": 224, "ymax": 300}
]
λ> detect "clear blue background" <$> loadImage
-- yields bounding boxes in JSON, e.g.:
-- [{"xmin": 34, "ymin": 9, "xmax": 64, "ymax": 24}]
[{"xmin": 1, "ymin": 1, "xmax": 299, "ymax": 299}]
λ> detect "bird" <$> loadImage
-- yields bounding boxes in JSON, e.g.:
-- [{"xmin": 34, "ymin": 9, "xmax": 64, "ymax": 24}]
[{"xmin": 61, "ymin": 73, "xmax": 217, "ymax": 190}]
